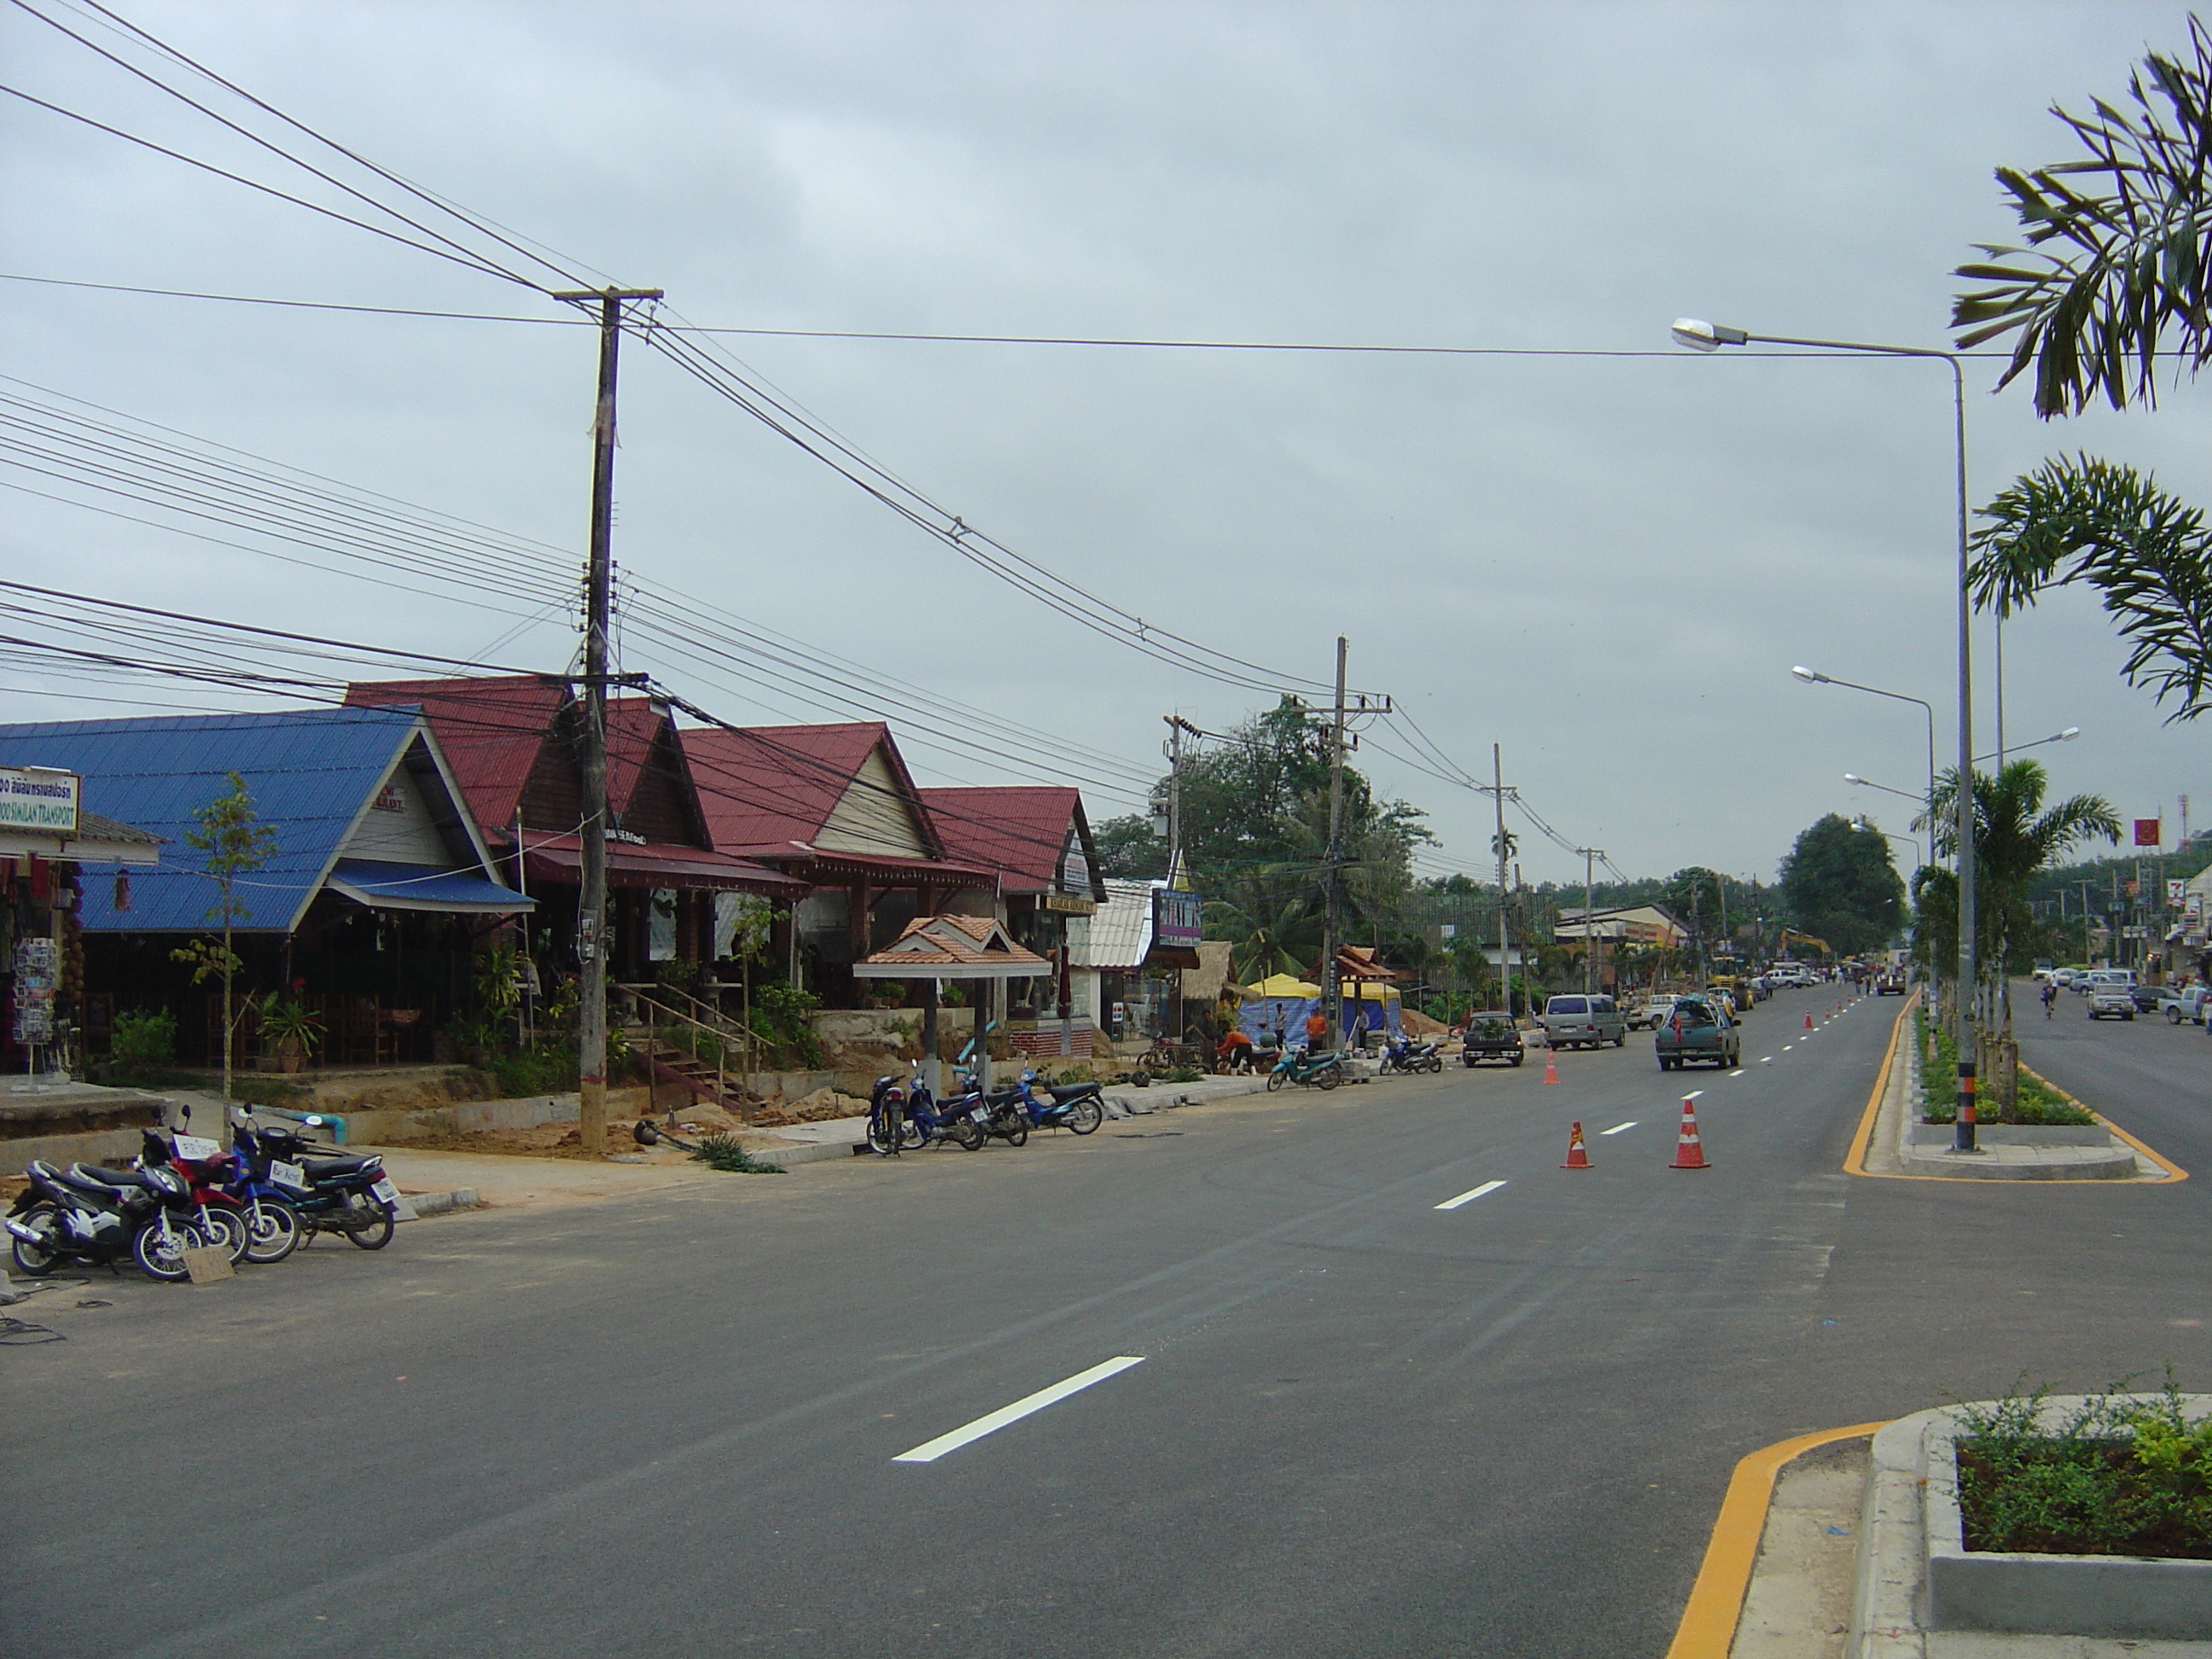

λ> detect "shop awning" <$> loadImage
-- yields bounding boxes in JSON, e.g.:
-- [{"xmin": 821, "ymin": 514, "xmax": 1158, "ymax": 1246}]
[
  {"xmin": 521, "ymin": 834, "xmax": 806, "ymax": 896},
  {"xmin": 325, "ymin": 859, "xmax": 536, "ymax": 915}
]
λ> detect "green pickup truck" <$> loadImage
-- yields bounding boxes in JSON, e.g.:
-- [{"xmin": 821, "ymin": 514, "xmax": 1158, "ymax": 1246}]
[{"xmin": 1654, "ymin": 995, "xmax": 1742, "ymax": 1072}]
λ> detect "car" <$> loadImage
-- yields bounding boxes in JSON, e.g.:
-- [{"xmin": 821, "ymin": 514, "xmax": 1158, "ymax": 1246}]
[
  {"xmin": 1629, "ymin": 994, "xmax": 1680, "ymax": 1031},
  {"xmin": 2087, "ymin": 983, "xmax": 2137, "ymax": 1020},
  {"xmin": 2050, "ymin": 967, "xmax": 2086, "ymax": 990},
  {"xmin": 1655, "ymin": 995, "xmax": 1741, "ymax": 1070},
  {"xmin": 2155, "ymin": 985, "xmax": 2212, "ymax": 1026},
  {"xmin": 1876, "ymin": 972, "xmax": 1907, "ymax": 995},
  {"xmin": 2078, "ymin": 968, "xmax": 2138, "ymax": 1000},
  {"xmin": 2129, "ymin": 982, "xmax": 2168, "ymax": 1014},
  {"xmin": 1458, "ymin": 1010, "xmax": 1526, "ymax": 1067},
  {"xmin": 1538, "ymin": 994, "xmax": 1627, "ymax": 1050}
]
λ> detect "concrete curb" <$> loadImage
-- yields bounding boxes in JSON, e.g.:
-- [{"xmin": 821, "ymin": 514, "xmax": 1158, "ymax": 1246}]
[
  {"xmin": 1889, "ymin": 1017, "xmax": 2152, "ymax": 1181},
  {"xmin": 394, "ymin": 1187, "xmax": 481, "ymax": 1220}
]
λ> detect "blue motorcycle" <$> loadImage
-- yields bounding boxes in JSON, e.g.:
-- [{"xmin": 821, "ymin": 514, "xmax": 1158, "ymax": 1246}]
[
  {"xmin": 867, "ymin": 1072, "xmax": 987, "ymax": 1155},
  {"xmin": 1266, "ymin": 1047, "xmax": 1343, "ymax": 1091}
]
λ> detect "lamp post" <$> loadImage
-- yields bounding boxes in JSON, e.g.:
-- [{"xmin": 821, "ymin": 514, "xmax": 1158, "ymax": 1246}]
[
  {"xmin": 1792, "ymin": 667, "xmax": 1937, "ymax": 824},
  {"xmin": 1975, "ymin": 727, "xmax": 2079, "ymax": 765},
  {"xmin": 1680, "ymin": 318, "xmax": 1978, "ymax": 1150}
]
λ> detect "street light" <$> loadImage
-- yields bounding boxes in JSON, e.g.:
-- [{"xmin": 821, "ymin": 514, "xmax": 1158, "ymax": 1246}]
[
  {"xmin": 1974, "ymin": 726, "xmax": 2079, "ymax": 765},
  {"xmin": 1845, "ymin": 773, "xmax": 1933, "ymax": 873},
  {"xmin": 1680, "ymin": 317, "xmax": 1980, "ymax": 1152},
  {"xmin": 1792, "ymin": 662, "xmax": 1938, "ymax": 848}
]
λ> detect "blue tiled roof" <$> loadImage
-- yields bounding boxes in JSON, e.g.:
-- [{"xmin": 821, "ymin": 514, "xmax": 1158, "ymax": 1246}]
[{"xmin": 0, "ymin": 707, "xmax": 421, "ymax": 933}]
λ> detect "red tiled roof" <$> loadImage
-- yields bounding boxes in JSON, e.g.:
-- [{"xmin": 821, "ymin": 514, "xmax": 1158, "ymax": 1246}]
[
  {"xmin": 345, "ymin": 676, "xmax": 562, "ymax": 832},
  {"xmin": 919, "ymin": 786, "xmax": 1085, "ymax": 894},
  {"xmin": 604, "ymin": 695, "xmax": 671, "ymax": 820},
  {"xmin": 684, "ymin": 721, "xmax": 946, "ymax": 861}
]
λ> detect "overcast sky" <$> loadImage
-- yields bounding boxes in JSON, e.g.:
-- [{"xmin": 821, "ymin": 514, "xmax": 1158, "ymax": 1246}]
[{"xmin": 4, "ymin": 1, "xmax": 2207, "ymax": 889}]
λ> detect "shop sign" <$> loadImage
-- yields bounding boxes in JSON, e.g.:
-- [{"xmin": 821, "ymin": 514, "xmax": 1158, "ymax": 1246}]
[
  {"xmin": 1153, "ymin": 886, "xmax": 1203, "ymax": 947},
  {"xmin": 0, "ymin": 767, "xmax": 78, "ymax": 835},
  {"xmin": 1041, "ymin": 892, "xmax": 1097, "ymax": 916}
]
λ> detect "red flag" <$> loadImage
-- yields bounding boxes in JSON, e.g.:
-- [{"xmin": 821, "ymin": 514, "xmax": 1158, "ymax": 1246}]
[{"xmin": 2135, "ymin": 818, "xmax": 2163, "ymax": 847}]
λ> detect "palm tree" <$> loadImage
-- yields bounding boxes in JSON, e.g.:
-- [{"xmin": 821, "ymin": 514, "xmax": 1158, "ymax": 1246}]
[
  {"xmin": 1970, "ymin": 456, "xmax": 2212, "ymax": 723},
  {"xmin": 1953, "ymin": 18, "xmax": 2212, "ymax": 417},
  {"xmin": 1916, "ymin": 760, "xmax": 2119, "ymax": 1106}
]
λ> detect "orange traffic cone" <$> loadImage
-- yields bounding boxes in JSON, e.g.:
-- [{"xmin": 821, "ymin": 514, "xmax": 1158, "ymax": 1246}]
[
  {"xmin": 1562, "ymin": 1121, "xmax": 1592, "ymax": 1168},
  {"xmin": 1670, "ymin": 1097, "xmax": 1708, "ymax": 1169},
  {"xmin": 1804, "ymin": 1011, "xmax": 1813, "ymax": 1029},
  {"xmin": 1542, "ymin": 1044, "xmax": 1560, "ymax": 1086}
]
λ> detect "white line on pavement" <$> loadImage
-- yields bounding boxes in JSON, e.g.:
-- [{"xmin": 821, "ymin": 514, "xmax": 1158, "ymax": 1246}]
[
  {"xmin": 894, "ymin": 1356, "xmax": 1147, "ymax": 1464},
  {"xmin": 1759, "ymin": 1057, "xmax": 1773, "ymax": 1064},
  {"xmin": 1683, "ymin": 1091, "xmax": 1705, "ymax": 1101},
  {"xmin": 1729, "ymin": 1069, "xmax": 1746, "ymax": 1077},
  {"xmin": 1783, "ymin": 1044, "xmax": 1794, "ymax": 1051},
  {"xmin": 1600, "ymin": 1121, "xmax": 1638, "ymax": 1136},
  {"xmin": 1435, "ymin": 1179, "xmax": 1508, "ymax": 1211}
]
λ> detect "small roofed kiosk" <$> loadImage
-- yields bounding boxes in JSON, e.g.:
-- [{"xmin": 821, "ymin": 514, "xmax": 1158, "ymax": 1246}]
[
  {"xmin": 0, "ymin": 708, "xmax": 532, "ymax": 1068},
  {"xmin": 918, "ymin": 786, "xmax": 1109, "ymax": 1046},
  {"xmin": 344, "ymin": 678, "xmax": 802, "ymax": 991},
  {"xmin": 680, "ymin": 721, "xmax": 998, "ymax": 1006},
  {"xmin": 0, "ymin": 763, "xmax": 162, "ymax": 1072},
  {"xmin": 851, "ymin": 913, "xmax": 1052, "ymax": 1093},
  {"xmin": 1332, "ymin": 945, "xmax": 1410, "ymax": 1042}
]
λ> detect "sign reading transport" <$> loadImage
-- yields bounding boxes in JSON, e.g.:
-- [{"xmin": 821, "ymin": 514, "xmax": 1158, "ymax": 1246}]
[{"xmin": 0, "ymin": 766, "xmax": 79, "ymax": 835}]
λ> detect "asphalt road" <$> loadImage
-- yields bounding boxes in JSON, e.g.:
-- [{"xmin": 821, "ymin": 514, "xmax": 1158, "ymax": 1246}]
[{"xmin": 5, "ymin": 985, "xmax": 2207, "ymax": 1659}]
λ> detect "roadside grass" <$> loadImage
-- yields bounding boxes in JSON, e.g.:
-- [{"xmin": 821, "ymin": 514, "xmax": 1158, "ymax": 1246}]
[
  {"xmin": 689, "ymin": 1133, "xmax": 783, "ymax": 1173},
  {"xmin": 1914, "ymin": 1007, "xmax": 2094, "ymax": 1126},
  {"xmin": 1953, "ymin": 1373, "xmax": 2212, "ymax": 1560}
]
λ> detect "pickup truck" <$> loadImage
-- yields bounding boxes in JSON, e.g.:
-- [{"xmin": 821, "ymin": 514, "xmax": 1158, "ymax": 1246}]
[
  {"xmin": 2156, "ymin": 985, "xmax": 2212, "ymax": 1026},
  {"xmin": 1458, "ymin": 1011, "xmax": 1526, "ymax": 1068},
  {"xmin": 1655, "ymin": 996, "xmax": 1742, "ymax": 1072}
]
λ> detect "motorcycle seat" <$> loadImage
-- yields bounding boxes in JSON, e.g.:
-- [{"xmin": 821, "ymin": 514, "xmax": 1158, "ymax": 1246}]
[
  {"xmin": 300, "ymin": 1155, "xmax": 377, "ymax": 1179},
  {"xmin": 983, "ymin": 1089, "xmax": 1022, "ymax": 1108},
  {"xmin": 65, "ymin": 1163, "xmax": 151, "ymax": 1193},
  {"xmin": 1045, "ymin": 1083, "xmax": 1097, "ymax": 1103}
]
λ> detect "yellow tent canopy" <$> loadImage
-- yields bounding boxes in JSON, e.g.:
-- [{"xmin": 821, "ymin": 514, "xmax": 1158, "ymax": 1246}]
[
  {"xmin": 1342, "ymin": 983, "xmax": 1400, "ymax": 1001},
  {"xmin": 1247, "ymin": 972, "xmax": 1322, "ymax": 998}
]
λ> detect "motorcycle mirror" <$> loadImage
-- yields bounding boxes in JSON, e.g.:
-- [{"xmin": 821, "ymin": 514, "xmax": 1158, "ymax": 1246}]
[{"xmin": 302, "ymin": 1115, "xmax": 324, "ymax": 1127}]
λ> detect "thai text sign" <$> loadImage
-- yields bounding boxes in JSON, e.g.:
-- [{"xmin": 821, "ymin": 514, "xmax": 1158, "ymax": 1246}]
[
  {"xmin": 0, "ymin": 767, "xmax": 79, "ymax": 834},
  {"xmin": 1153, "ymin": 886, "xmax": 1203, "ymax": 947},
  {"xmin": 2135, "ymin": 818, "xmax": 2163, "ymax": 847}
]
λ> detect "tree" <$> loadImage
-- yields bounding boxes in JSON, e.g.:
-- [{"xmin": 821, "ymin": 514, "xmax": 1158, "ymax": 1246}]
[
  {"xmin": 1090, "ymin": 813, "xmax": 1168, "ymax": 880},
  {"xmin": 1953, "ymin": 18, "xmax": 2212, "ymax": 418},
  {"xmin": 169, "ymin": 771, "xmax": 276, "ymax": 1103},
  {"xmin": 1776, "ymin": 815, "xmax": 1908, "ymax": 959},
  {"xmin": 1969, "ymin": 456, "xmax": 2212, "ymax": 722},
  {"xmin": 1916, "ymin": 760, "xmax": 2119, "ymax": 1063}
]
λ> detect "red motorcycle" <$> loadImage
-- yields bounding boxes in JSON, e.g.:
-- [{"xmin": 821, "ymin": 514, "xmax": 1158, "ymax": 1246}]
[{"xmin": 137, "ymin": 1126, "xmax": 251, "ymax": 1264}]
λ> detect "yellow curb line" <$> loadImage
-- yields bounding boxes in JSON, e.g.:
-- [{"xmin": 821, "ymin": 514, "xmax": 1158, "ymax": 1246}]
[
  {"xmin": 1662, "ymin": 1421, "xmax": 1888, "ymax": 1659},
  {"xmin": 1842, "ymin": 995, "xmax": 2187, "ymax": 1183}
]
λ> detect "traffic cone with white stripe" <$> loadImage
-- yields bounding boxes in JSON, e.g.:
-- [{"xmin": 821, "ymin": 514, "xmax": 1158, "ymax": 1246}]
[
  {"xmin": 1542, "ymin": 1043, "xmax": 1559, "ymax": 1086},
  {"xmin": 1669, "ymin": 1097, "xmax": 1708, "ymax": 1169},
  {"xmin": 1804, "ymin": 1011, "xmax": 1813, "ymax": 1029},
  {"xmin": 1562, "ymin": 1121, "xmax": 1592, "ymax": 1168}
]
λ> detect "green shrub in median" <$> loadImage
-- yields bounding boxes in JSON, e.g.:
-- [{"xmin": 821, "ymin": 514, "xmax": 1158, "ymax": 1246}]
[
  {"xmin": 1912, "ymin": 1007, "xmax": 2094, "ymax": 1126},
  {"xmin": 1953, "ymin": 1373, "xmax": 2212, "ymax": 1559}
]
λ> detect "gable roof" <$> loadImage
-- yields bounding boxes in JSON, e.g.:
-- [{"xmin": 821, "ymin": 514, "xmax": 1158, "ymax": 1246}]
[
  {"xmin": 851, "ymin": 912, "xmax": 1052, "ymax": 979},
  {"xmin": 1073, "ymin": 877, "xmax": 1155, "ymax": 970},
  {"xmin": 919, "ymin": 786, "xmax": 1106, "ymax": 899},
  {"xmin": 345, "ymin": 676, "xmax": 563, "ymax": 833},
  {"xmin": 0, "ymin": 707, "xmax": 498, "ymax": 932},
  {"xmin": 684, "ymin": 721, "xmax": 946, "ymax": 862}
]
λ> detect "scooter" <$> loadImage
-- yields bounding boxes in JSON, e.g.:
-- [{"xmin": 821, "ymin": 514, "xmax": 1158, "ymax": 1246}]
[
  {"xmin": 1377, "ymin": 1036, "xmax": 1443, "ymax": 1075},
  {"xmin": 1265, "ymin": 1047, "xmax": 1344, "ymax": 1091},
  {"xmin": 230, "ymin": 1119, "xmax": 403, "ymax": 1249},
  {"xmin": 136, "ymin": 1126, "xmax": 252, "ymax": 1263},
  {"xmin": 1016, "ymin": 1070, "xmax": 1105, "ymax": 1134},
  {"xmin": 868, "ymin": 1071, "xmax": 987, "ymax": 1155},
  {"xmin": 5, "ymin": 1156, "xmax": 215, "ymax": 1282}
]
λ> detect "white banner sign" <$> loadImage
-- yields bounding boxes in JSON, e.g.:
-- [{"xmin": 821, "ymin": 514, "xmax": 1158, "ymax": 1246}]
[{"xmin": 0, "ymin": 767, "xmax": 79, "ymax": 835}]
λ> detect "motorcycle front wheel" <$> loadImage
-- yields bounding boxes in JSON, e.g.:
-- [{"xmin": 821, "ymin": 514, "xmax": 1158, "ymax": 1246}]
[
  {"xmin": 341, "ymin": 1196, "xmax": 396, "ymax": 1251},
  {"xmin": 1064, "ymin": 1098, "xmax": 1103, "ymax": 1135},
  {"xmin": 198, "ymin": 1204, "xmax": 248, "ymax": 1263},
  {"xmin": 9, "ymin": 1203, "xmax": 61, "ymax": 1276},
  {"xmin": 242, "ymin": 1195, "xmax": 300, "ymax": 1264},
  {"xmin": 1266, "ymin": 1071, "xmax": 1286, "ymax": 1091},
  {"xmin": 867, "ymin": 1114, "xmax": 903, "ymax": 1155},
  {"xmin": 132, "ymin": 1219, "xmax": 200, "ymax": 1283}
]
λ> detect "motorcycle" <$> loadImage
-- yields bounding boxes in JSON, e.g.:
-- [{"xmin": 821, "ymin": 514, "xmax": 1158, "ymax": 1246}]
[
  {"xmin": 230, "ymin": 1119, "xmax": 403, "ymax": 1249},
  {"xmin": 135, "ymin": 1126, "xmax": 253, "ymax": 1264},
  {"xmin": 5, "ymin": 1156, "xmax": 217, "ymax": 1282},
  {"xmin": 1018, "ymin": 1071, "xmax": 1105, "ymax": 1134},
  {"xmin": 1266, "ymin": 1047, "xmax": 1344, "ymax": 1091},
  {"xmin": 867, "ymin": 1072, "xmax": 987, "ymax": 1155},
  {"xmin": 1377, "ymin": 1037, "xmax": 1443, "ymax": 1075}
]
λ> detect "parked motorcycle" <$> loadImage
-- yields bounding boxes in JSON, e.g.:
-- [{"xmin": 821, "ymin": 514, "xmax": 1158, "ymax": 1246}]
[
  {"xmin": 1017, "ymin": 1071, "xmax": 1105, "ymax": 1134},
  {"xmin": 867, "ymin": 1072, "xmax": 987, "ymax": 1155},
  {"xmin": 1377, "ymin": 1037, "xmax": 1443, "ymax": 1075},
  {"xmin": 136, "ymin": 1127, "xmax": 252, "ymax": 1263},
  {"xmin": 1266, "ymin": 1047, "xmax": 1344, "ymax": 1091},
  {"xmin": 230, "ymin": 1119, "xmax": 402, "ymax": 1249},
  {"xmin": 5, "ymin": 1156, "xmax": 217, "ymax": 1282}
]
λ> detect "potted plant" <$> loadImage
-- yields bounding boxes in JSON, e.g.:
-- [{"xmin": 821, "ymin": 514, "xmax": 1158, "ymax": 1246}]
[{"xmin": 253, "ymin": 994, "xmax": 324, "ymax": 1075}]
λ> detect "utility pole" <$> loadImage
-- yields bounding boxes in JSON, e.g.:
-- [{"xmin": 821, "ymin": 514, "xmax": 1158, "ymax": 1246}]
[
  {"xmin": 552, "ymin": 284, "xmax": 662, "ymax": 1160},
  {"xmin": 1319, "ymin": 638, "xmax": 1351, "ymax": 1046},
  {"xmin": 1162, "ymin": 715, "xmax": 1197, "ymax": 885},
  {"xmin": 1493, "ymin": 746, "xmax": 1511, "ymax": 1016},
  {"xmin": 1577, "ymin": 847, "xmax": 1603, "ymax": 996}
]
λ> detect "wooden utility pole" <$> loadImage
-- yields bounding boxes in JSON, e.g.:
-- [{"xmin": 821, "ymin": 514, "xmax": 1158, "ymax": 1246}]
[
  {"xmin": 1578, "ymin": 847, "xmax": 1604, "ymax": 996},
  {"xmin": 552, "ymin": 284, "xmax": 662, "ymax": 1158},
  {"xmin": 1492, "ymin": 745, "xmax": 1511, "ymax": 1015},
  {"xmin": 1322, "ymin": 637, "xmax": 1348, "ymax": 1043}
]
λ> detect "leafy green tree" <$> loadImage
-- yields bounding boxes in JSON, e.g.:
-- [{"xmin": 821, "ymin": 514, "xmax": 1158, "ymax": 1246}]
[
  {"xmin": 1091, "ymin": 813, "xmax": 1168, "ymax": 880},
  {"xmin": 1916, "ymin": 760, "xmax": 2120, "ymax": 1037},
  {"xmin": 1969, "ymin": 456, "xmax": 2212, "ymax": 722},
  {"xmin": 1776, "ymin": 815, "xmax": 1908, "ymax": 958},
  {"xmin": 168, "ymin": 770, "xmax": 276, "ymax": 1103}
]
